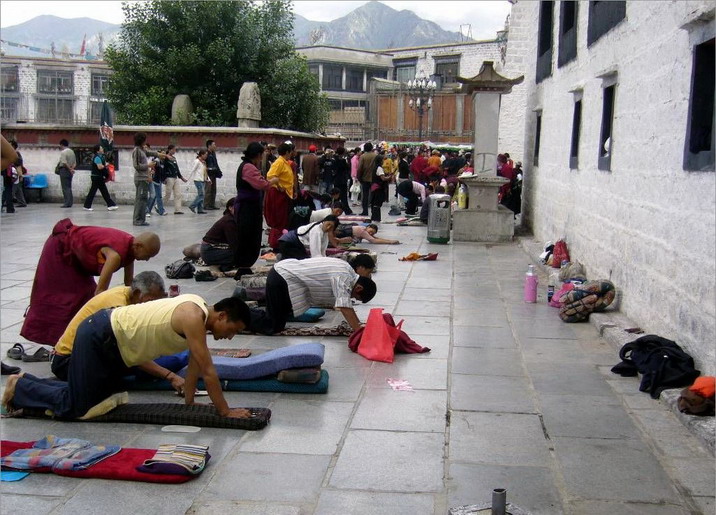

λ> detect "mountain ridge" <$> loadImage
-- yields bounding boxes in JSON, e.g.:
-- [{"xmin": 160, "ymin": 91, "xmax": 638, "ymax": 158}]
[{"xmin": 0, "ymin": 2, "xmax": 472, "ymax": 58}]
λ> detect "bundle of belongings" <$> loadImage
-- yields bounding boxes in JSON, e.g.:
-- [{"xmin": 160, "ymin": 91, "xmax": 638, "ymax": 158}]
[
  {"xmin": 399, "ymin": 252, "xmax": 438, "ymax": 262},
  {"xmin": 678, "ymin": 376, "xmax": 715, "ymax": 416},
  {"xmin": 1, "ymin": 436, "xmax": 209, "ymax": 483},
  {"xmin": 611, "ymin": 335, "xmax": 701, "ymax": 399},
  {"xmin": 557, "ymin": 280, "xmax": 615, "ymax": 322}
]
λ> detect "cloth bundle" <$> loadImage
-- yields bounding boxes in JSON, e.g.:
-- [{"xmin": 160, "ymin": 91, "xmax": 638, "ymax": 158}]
[
  {"xmin": 137, "ymin": 444, "xmax": 210, "ymax": 476},
  {"xmin": 1, "ymin": 435, "xmax": 120, "ymax": 472},
  {"xmin": 611, "ymin": 335, "xmax": 701, "ymax": 399},
  {"xmin": 399, "ymin": 252, "xmax": 438, "ymax": 262},
  {"xmin": 678, "ymin": 376, "xmax": 715, "ymax": 416},
  {"xmin": 558, "ymin": 280, "xmax": 615, "ymax": 322}
]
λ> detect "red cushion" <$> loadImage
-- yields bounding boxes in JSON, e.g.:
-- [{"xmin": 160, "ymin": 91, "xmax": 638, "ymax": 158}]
[{"xmin": 1, "ymin": 440, "xmax": 192, "ymax": 483}]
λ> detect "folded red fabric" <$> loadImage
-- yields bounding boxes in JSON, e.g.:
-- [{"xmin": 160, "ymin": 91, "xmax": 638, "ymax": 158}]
[{"xmin": 1, "ymin": 441, "xmax": 192, "ymax": 484}]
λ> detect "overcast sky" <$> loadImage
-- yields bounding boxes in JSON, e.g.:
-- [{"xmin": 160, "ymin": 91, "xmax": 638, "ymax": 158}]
[{"xmin": 0, "ymin": 1, "xmax": 511, "ymax": 40}]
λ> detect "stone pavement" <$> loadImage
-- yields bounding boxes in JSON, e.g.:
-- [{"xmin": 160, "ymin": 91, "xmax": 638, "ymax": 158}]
[{"xmin": 0, "ymin": 202, "xmax": 713, "ymax": 515}]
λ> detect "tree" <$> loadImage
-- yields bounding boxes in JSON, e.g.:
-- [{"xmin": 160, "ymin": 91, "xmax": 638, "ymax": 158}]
[{"xmin": 104, "ymin": 0, "xmax": 329, "ymax": 132}]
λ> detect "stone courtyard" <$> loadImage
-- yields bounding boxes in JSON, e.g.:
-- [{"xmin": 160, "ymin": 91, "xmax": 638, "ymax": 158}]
[{"xmin": 0, "ymin": 202, "xmax": 713, "ymax": 514}]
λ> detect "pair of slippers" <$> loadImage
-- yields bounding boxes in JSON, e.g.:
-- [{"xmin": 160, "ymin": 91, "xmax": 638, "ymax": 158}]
[{"xmin": 6, "ymin": 343, "xmax": 50, "ymax": 362}]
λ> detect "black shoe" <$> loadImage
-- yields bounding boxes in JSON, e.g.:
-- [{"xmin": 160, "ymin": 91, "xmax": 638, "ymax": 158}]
[
  {"xmin": 1, "ymin": 362, "xmax": 21, "ymax": 375},
  {"xmin": 133, "ymin": 222, "xmax": 150, "ymax": 226},
  {"xmin": 189, "ymin": 206, "xmax": 196, "ymax": 213},
  {"xmin": 206, "ymin": 206, "xmax": 220, "ymax": 210},
  {"xmin": 197, "ymin": 210, "xmax": 208, "ymax": 214}
]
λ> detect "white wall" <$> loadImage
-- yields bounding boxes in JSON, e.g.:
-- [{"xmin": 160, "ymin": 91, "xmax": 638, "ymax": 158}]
[
  {"xmin": 509, "ymin": 0, "xmax": 716, "ymax": 372},
  {"xmin": 19, "ymin": 147, "xmax": 245, "ymax": 208}
]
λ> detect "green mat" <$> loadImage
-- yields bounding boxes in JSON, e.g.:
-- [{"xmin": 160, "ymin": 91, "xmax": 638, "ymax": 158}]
[{"xmin": 121, "ymin": 370, "xmax": 329, "ymax": 394}]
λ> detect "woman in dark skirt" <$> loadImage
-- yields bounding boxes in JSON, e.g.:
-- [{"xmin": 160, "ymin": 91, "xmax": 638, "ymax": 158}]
[{"xmin": 234, "ymin": 142, "xmax": 279, "ymax": 271}]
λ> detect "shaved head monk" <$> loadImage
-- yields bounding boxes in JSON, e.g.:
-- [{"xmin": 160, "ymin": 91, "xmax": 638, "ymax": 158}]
[{"xmin": 20, "ymin": 218, "xmax": 160, "ymax": 346}]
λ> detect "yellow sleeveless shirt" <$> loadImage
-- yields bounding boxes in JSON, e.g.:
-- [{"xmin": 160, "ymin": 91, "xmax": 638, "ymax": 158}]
[{"xmin": 110, "ymin": 294, "xmax": 208, "ymax": 367}]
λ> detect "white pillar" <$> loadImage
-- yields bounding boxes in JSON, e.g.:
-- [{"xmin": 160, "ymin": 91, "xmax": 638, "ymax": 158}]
[
  {"xmin": 341, "ymin": 67, "xmax": 346, "ymax": 91},
  {"xmin": 473, "ymin": 92, "xmax": 501, "ymax": 174},
  {"xmin": 318, "ymin": 64, "xmax": 324, "ymax": 90}
]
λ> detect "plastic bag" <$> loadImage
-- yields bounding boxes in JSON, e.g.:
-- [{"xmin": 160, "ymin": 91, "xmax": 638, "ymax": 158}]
[
  {"xmin": 551, "ymin": 239, "xmax": 570, "ymax": 268},
  {"xmin": 356, "ymin": 308, "xmax": 399, "ymax": 363}
]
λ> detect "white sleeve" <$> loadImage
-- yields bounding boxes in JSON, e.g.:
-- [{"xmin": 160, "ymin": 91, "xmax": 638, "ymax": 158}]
[{"xmin": 308, "ymin": 225, "xmax": 326, "ymax": 257}]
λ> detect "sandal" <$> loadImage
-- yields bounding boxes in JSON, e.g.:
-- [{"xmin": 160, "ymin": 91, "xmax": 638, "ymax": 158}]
[
  {"xmin": 7, "ymin": 343, "xmax": 25, "ymax": 361},
  {"xmin": 21, "ymin": 347, "xmax": 51, "ymax": 362}
]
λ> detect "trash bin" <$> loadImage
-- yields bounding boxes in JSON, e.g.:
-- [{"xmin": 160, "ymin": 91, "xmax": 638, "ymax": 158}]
[{"xmin": 427, "ymin": 194, "xmax": 451, "ymax": 244}]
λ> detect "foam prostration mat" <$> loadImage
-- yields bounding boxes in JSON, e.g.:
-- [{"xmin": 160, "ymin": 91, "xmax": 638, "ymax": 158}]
[
  {"xmin": 1, "ymin": 441, "xmax": 193, "ymax": 483},
  {"xmin": 17, "ymin": 404, "xmax": 271, "ymax": 430},
  {"xmin": 179, "ymin": 343, "xmax": 325, "ymax": 381},
  {"xmin": 123, "ymin": 369, "xmax": 329, "ymax": 394}
]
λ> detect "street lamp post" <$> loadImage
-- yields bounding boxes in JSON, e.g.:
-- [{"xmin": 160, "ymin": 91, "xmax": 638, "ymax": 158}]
[{"xmin": 407, "ymin": 77, "xmax": 437, "ymax": 142}]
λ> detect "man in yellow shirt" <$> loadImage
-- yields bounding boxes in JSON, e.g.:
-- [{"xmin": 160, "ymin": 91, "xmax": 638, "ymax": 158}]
[
  {"xmin": 4, "ymin": 296, "xmax": 253, "ymax": 420},
  {"xmin": 50, "ymin": 271, "xmax": 170, "ymax": 383},
  {"xmin": 264, "ymin": 143, "xmax": 296, "ymax": 249}
]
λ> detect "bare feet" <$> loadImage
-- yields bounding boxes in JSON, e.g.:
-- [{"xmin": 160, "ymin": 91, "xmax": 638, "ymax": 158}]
[{"xmin": 1, "ymin": 373, "xmax": 23, "ymax": 411}]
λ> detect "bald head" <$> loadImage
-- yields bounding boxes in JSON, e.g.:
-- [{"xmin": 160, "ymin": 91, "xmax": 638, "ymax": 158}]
[{"xmin": 132, "ymin": 232, "xmax": 161, "ymax": 261}]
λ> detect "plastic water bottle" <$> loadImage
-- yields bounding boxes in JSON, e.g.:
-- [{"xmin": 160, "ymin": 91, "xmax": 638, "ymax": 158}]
[
  {"xmin": 547, "ymin": 273, "xmax": 555, "ymax": 303},
  {"xmin": 524, "ymin": 264, "xmax": 538, "ymax": 303}
]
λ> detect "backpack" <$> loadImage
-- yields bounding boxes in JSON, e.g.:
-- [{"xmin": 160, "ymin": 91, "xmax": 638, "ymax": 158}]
[
  {"xmin": 611, "ymin": 335, "xmax": 700, "ymax": 399},
  {"xmin": 165, "ymin": 259, "xmax": 195, "ymax": 279}
]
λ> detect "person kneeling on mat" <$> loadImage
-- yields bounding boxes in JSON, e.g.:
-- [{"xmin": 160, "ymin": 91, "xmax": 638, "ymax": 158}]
[
  {"xmin": 278, "ymin": 215, "xmax": 339, "ymax": 260},
  {"xmin": 252, "ymin": 257, "xmax": 377, "ymax": 335},
  {"xmin": 50, "ymin": 271, "xmax": 189, "ymax": 393},
  {"xmin": 3, "ymin": 296, "xmax": 252, "ymax": 420}
]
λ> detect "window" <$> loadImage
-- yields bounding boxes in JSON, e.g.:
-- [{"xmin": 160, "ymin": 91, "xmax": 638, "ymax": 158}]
[
  {"xmin": 37, "ymin": 70, "xmax": 74, "ymax": 95},
  {"xmin": 0, "ymin": 97, "xmax": 18, "ymax": 123},
  {"xmin": 588, "ymin": 1, "xmax": 626, "ymax": 47},
  {"xmin": 536, "ymin": 1, "xmax": 554, "ymax": 83},
  {"xmin": 322, "ymin": 65, "xmax": 343, "ymax": 91},
  {"xmin": 598, "ymin": 82, "xmax": 616, "ymax": 171},
  {"xmin": 36, "ymin": 98, "xmax": 74, "ymax": 123},
  {"xmin": 570, "ymin": 98, "xmax": 582, "ymax": 169},
  {"xmin": 308, "ymin": 64, "xmax": 320, "ymax": 81},
  {"xmin": 89, "ymin": 100, "xmax": 104, "ymax": 124},
  {"xmin": 366, "ymin": 69, "xmax": 388, "ymax": 81},
  {"xmin": 1, "ymin": 66, "xmax": 19, "ymax": 93},
  {"xmin": 684, "ymin": 38, "xmax": 715, "ymax": 171},
  {"xmin": 91, "ymin": 73, "xmax": 110, "ymax": 97},
  {"xmin": 346, "ymin": 67, "xmax": 364, "ymax": 92},
  {"xmin": 393, "ymin": 58, "xmax": 417, "ymax": 83},
  {"xmin": 434, "ymin": 56, "xmax": 460, "ymax": 85},
  {"xmin": 534, "ymin": 111, "xmax": 542, "ymax": 166},
  {"xmin": 558, "ymin": 1, "xmax": 578, "ymax": 67}
]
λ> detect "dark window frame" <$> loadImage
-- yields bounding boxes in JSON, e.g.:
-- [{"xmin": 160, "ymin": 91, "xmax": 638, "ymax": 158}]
[
  {"xmin": 598, "ymin": 82, "xmax": 616, "ymax": 171},
  {"xmin": 587, "ymin": 1, "xmax": 626, "ymax": 47},
  {"xmin": 345, "ymin": 67, "xmax": 364, "ymax": 93},
  {"xmin": 570, "ymin": 97, "xmax": 582, "ymax": 169},
  {"xmin": 558, "ymin": 1, "xmax": 578, "ymax": 67},
  {"xmin": 434, "ymin": 56, "xmax": 460, "ymax": 85},
  {"xmin": 90, "ymin": 73, "xmax": 110, "ymax": 97},
  {"xmin": 1, "ymin": 66, "xmax": 19, "ymax": 93},
  {"xmin": 393, "ymin": 58, "xmax": 417, "ymax": 83},
  {"xmin": 536, "ymin": 1, "xmax": 555, "ymax": 83},
  {"xmin": 37, "ymin": 69, "xmax": 74, "ymax": 95},
  {"xmin": 322, "ymin": 64, "xmax": 343, "ymax": 91},
  {"xmin": 534, "ymin": 111, "xmax": 543, "ymax": 166},
  {"xmin": 35, "ymin": 97, "xmax": 75, "ymax": 124},
  {"xmin": 683, "ymin": 37, "xmax": 715, "ymax": 172}
]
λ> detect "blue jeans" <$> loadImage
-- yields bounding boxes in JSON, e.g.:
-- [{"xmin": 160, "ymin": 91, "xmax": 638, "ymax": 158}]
[
  {"xmin": 190, "ymin": 181, "xmax": 205, "ymax": 212},
  {"xmin": 146, "ymin": 182, "xmax": 165, "ymax": 214}
]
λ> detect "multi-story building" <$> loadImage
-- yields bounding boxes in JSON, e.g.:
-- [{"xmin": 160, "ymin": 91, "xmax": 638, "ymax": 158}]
[{"xmin": 0, "ymin": 56, "xmax": 112, "ymax": 125}]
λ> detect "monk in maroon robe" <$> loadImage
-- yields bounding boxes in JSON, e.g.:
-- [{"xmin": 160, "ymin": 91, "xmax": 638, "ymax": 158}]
[{"xmin": 20, "ymin": 218, "xmax": 160, "ymax": 346}]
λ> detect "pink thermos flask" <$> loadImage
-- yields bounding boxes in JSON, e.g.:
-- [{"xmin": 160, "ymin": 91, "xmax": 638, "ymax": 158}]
[{"xmin": 524, "ymin": 264, "xmax": 538, "ymax": 303}]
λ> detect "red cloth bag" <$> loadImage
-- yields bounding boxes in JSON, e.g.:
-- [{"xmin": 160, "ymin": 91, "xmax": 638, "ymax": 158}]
[
  {"xmin": 551, "ymin": 239, "xmax": 570, "ymax": 268},
  {"xmin": 355, "ymin": 308, "xmax": 398, "ymax": 363},
  {"xmin": 348, "ymin": 312, "xmax": 430, "ymax": 359}
]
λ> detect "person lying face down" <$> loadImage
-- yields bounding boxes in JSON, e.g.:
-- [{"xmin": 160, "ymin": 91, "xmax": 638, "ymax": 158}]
[
  {"xmin": 3, "ymin": 296, "xmax": 253, "ymax": 420},
  {"xmin": 334, "ymin": 223, "xmax": 399, "ymax": 245},
  {"xmin": 252, "ymin": 257, "xmax": 377, "ymax": 335}
]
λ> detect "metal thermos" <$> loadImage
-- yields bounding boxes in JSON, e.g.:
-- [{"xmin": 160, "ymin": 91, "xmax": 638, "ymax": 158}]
[{"xmin": 524, "ymin": 264, "xmax": 538, "ymax": 303}]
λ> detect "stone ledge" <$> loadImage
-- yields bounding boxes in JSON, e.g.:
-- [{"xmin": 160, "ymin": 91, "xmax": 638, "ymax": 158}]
[{"xmin": 517, "ymin": 236, "xmax": 715, "ymax": 456}]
